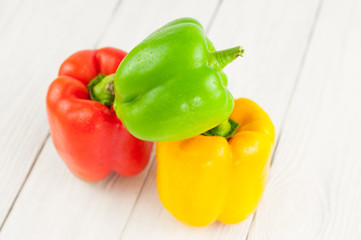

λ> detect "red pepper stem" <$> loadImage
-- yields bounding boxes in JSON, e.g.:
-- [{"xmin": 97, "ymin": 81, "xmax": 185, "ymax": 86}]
[
  {"xmin": 87, "ymin": 73, "xmax": 115, "ymax": 107},
  {"xmin": 208, "ymin": 46, "xmax": 244, "ymax": 72}
]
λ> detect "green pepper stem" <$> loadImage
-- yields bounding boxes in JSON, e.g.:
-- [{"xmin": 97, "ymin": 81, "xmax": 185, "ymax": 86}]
[
  {"xmin": 202, "ymin": 118, "xmax": 240, "ymax": 139},
  {"xmin": 208, "ymin": 46, "xmax": 244, "ymax": 71},
  {"xmin": 87, "ymin": 73, "xmax": 115, "ymax": 107}
]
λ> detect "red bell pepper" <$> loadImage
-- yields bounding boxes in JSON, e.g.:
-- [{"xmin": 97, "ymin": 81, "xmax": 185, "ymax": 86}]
[{"xmin": 46, "ymin": 47, "xmax": 153, "ymax": 182}]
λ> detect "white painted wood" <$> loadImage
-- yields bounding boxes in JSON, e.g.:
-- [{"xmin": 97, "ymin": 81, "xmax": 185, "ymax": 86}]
[
  {"xmin": 208, "ymin": 0, "xmax": 320, "ymax": 132},
  {"xmin": 0, "ymin": 0, "xmax": 23, "ymax": 32},
  {"xmin": 99, "ymin": 0, "xmax": 219, "ymax": 51},
  {"xmin": 1, "ymin": 138, "xmax": 155, "ymax": 239},
  {"xmin": 120, "ymin": 0, "xmax": 321, "ymax": 239},
  {"xmin": 247, "ymin": 0, "xmax": 361, "ymax": 239},
  {"xmin": 0, "ymin": 0, "xmax": 219, "ymax": 238},
  {"xmin": 0, "ymin": 0, "xmax": 120, "ymax": 226},
  {"xmin": 3, "ymin": 0, "xmax": 361, "ymax": 239}
]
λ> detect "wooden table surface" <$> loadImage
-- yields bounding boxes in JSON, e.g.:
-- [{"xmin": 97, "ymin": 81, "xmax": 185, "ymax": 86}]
[{"xmin": 1, "ymin": 0, "xmax": 361, "ymax": 239}]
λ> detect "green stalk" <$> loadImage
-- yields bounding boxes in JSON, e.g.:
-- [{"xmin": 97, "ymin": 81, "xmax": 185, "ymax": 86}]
[
  {"xmin": 208, "ymin": 46, "xmax": 244, "ymax": 71},
  {"xmin": 87, "ymin": 73, "xmax": 115, "ymax": 107},
  {"xmin": 203, "ymin": 118, "xmax": 240, "ymax": 140}
]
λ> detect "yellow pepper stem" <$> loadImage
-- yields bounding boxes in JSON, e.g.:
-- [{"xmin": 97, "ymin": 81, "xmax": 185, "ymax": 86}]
[{"xmin": 203, "ymin": 118, "xmax": 240, "ymax": 139}]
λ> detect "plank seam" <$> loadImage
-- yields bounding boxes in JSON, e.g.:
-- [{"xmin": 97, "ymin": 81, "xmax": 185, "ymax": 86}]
[
  {"xmin": 0, "ymin": 0, "xmax": 124, "ymax": 232},
  {"xmin": 205, "ymin": 0, "xmax": 224, "ymax": 35},
  {"xmin": 0, "ymin": 0, "xmax": 26, "ymax": 33},
  {"xmin": 270, "ymin": 0, "xmax": 325, "ymax": 167},
  {"xmin": 94, "ymin": 0, "xmax": 124, "ymax": 48},
  {"xmin": 118, "ymin": 154, "xmax": 156, "ymax": 240},
  {"xmin": 0, "ymin": 133, "xmax": 50, "ymax": 232},
  {"xmin": 116, "ymin": 2, "xmax": 225, "ymax": 238},
  {"xmin": 244, "ymin": 0, "xmax": 325, "ymax": 238}
]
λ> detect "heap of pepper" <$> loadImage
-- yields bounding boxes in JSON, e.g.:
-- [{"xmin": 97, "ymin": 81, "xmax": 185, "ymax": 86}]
[{"xmin": 46, "ymin": 17, "xmax": 274, "ymax": 226}]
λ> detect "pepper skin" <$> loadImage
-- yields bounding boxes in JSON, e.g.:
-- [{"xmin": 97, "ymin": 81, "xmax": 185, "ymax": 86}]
[
  {"xmin": 46, "ymin": 47, "xmax": 153, "ymax": 182},
  {"xmin": 113, "ymin": 17, "xmax": 243, "ymax": 142},
  {"xmin": 156, "ymin": 98, "xmax": 275, "ymax": 226}
]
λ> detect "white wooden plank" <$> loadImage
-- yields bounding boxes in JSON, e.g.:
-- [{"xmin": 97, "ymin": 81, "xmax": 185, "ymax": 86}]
[
  {"xmin": 1, "ymin": 138, "xmax": 155, "ymax": 239},
  {"xmin": 99, "ymin": 0, "xmax": 219, "ymax": 50},
  {"xmin": 121, "ymin": 0, "xmax": 321, "ymax": 239},
  {"xmin": 0, "ymin": 0, "xmax": 219, "ymax": 238},
  {"xmin": 208, "ymin": 0, "xmax": 320, "ymax": 132},
  {"xmin": 0, "ymin": 0, "xmax": 24, "ymax": 32},
  {"xmin": 0, "ymin": 0, "xmax": 119, "ymax": 227},
  {"xmin": 247, "ymin": 0, "xmax": 361, "ymax": 239}
]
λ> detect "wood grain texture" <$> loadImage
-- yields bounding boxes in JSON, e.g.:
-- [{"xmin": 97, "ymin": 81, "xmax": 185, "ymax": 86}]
[
  {"xmin": 0, "ymin": 0, "xmax": 219, "ymax": 238},
  {"xmin": 247, "ymin": 0, "xmax": 361, "ymax": 239},
  {"xmin": 120, "ymin": 0, "xmax": 321, "ymax": 239},
  {"xmin": 1, "ymin": 138, "xmax": 156, "ymax": 239},
  {"xmin": 0, "ymin": 0, "xmax": 120, "ymax": 227},
  {"xmin": 3, "ymin": 0, "xmax": 361, "ymax": 239},
  {"xmin": 98, "ymin": 0, "xmax": 219, "ymax": 50},
  {"xmin": 0, "ymin": 0, "xmax": 24, "ymax": 32}
]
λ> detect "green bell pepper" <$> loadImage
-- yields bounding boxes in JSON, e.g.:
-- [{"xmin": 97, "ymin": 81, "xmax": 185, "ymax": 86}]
[{"xmin": 113, "ymin": 18, "xmax": 244, "ymax": 142}]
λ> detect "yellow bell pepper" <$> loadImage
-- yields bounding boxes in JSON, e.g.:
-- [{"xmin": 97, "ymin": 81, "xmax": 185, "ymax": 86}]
[{"xmin": 156, "ymin": 98, "xmax": 275, "ymax": 226}]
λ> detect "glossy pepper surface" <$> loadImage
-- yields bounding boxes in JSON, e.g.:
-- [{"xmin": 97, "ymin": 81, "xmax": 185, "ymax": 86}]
[
  {"xmin": 113, "ymin": 18, "xmax": 243, "ymax": 142},
  {"xmin": 46, "ymin": 47, "xmax": 153, "ymax": 182},
  {"xmin": 156, "ymin": 98, "xmax": 275, "ymax": 226}
]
